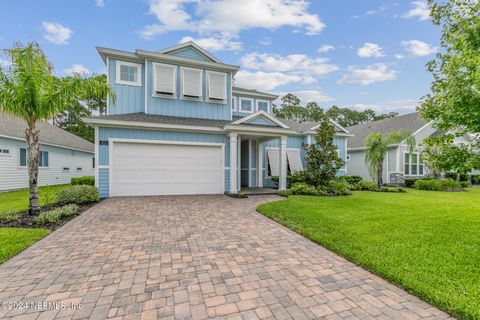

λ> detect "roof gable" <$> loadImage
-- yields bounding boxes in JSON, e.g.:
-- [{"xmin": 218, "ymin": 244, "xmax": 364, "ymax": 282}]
[
  {"xmin": 231, "ymin": 111, "xmax": 289, "ymax": 128},
  {"xmin": 158, "ymin": 42, "xmax": 221, "ymax": 63}
]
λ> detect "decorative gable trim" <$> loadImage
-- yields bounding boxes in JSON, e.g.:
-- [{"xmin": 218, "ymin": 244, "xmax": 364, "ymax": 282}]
[
  {"xmin": 231, "ymin": 111, "xmax": 289, "ymax": 129},
  {"xmin": 158, "ymin": 41, "xmax": 222, "ymax": 63},
  {"xmin": 310, "ymin": 119, "xmax": 350, "ymax": 134}
]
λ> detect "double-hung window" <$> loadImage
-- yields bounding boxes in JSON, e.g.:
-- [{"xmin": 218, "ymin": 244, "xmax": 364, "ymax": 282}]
[
  {"xmin": 257, "ymin": 100, "xmax": 270, "ymax": 113},
  {"xmin": 116, "ymin": 61, "xmax": 142, "ymax": 86},
  {"xmin": 0, "ymin": 148, "xmax": 10, "ymax": 156},
  {"xmin": 19, "ymin": 148, "xmax": 27, "ymax": 166},
  {"xmin": 153, "ymin": 63, "xmax": 177, "ymax": 97},
  {"xmin": 19, "ymin": 148, "xmax": 48, "ymax": 167},
  {"xmin": 240, "ymin": 98, "xmax": 253, "ymax": 113},
  {"xmin": 206, "ymin": 71, "xmax": 226, "ymax": 103},
  {"xmin": 404, "ymin": 152, "xmax": 424, "ymax": 176},
  {"xmin": 181, "ymin": 67, "xmax": 202, "ymax": 99}
]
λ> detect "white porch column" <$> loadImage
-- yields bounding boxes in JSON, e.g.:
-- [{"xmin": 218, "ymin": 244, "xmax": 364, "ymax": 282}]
[
  {"xmin": 279, "ymin": 135, "xmax": 287, "ymax": 191},
  {"xmin": 237, "ymin": 135, "xmax": 242, "ymax": 191},
  {"xmin": 257, "ymin": 141, "xmax": 264, "ymax": 188},
  {"xmin": 229, "ymin": 132, "xmax": 238, "ymax": 194}
]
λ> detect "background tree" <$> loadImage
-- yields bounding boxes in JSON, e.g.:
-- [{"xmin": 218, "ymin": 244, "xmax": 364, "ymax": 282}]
[
  {"xmin": 0, "ymin": 42, "xmax": 115, "ymax": 214},
  {"xmin": 419, "ymin": 0, "xmax": 480, "ymax": 135},
  {"xmin": 364, "ymin": 131, "xmax": 415, "ymax": 187},
  {"xmin": 300, "ymin": 114, "xmax": 344, "ymax": 186},
  {"xmin": 421, "ymin": 135, "xmax": 480, "ymax": 178},
  {"xmin": 54, "ymin": 75, "xmax": 108, "ymax": 142}
]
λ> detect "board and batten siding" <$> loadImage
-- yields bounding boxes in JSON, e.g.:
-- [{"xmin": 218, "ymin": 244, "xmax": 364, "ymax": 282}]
[
  {"xmin": 108, "ymin": 59, "xmax": 145, "ymax": 115},
  {"xmin": 97, "ymin": 126, "xmax": 231, "ymax": 197},
  {"xmin": 146, "ymin": 61, "xmax": 232, "ymax": 120},
  {"xmin": 0, "ymin": 136, "xmax": 94, "ymax": 191},
  {"xmin": 169, "ymin": 48, "xmax": 212, "ymax": 61}
]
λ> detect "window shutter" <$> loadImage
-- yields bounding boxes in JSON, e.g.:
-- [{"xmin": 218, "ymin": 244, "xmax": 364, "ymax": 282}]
[
  {"xmin": 267, "ymin": 149, "xmax": 280, "ymax": 177},
  {"xmin": 208, "ymin": 72, "xmax": 226, "ymax": 100},
  {"xmin": 287, "ymin": 150, "xmax": 303, "ymax": 172},
  {"xmin": 182, "ymin": 68, "xmax": 202, "ymax": 97},
  {"xmin": 154, "ymin": 64, "xmax": 176, "ymax": 95}
]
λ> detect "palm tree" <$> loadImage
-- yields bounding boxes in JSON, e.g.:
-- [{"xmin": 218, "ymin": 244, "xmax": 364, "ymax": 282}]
[
  {"xmin": 364, "ymin": 130, "xmax": 415, "ymax": 187},
  {"xmin": 0, "ymin": 42, "xmax": 115, "ymax": 214}
]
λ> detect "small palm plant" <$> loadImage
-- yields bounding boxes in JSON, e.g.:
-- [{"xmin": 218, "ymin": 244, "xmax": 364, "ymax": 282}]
[
  {"xmin": 364, "ymin": 130, "xmax": 415, "ymax": 187},
  {"xmin": 0, "ymin": 42, "xmax": 115, "ymax": 214}
]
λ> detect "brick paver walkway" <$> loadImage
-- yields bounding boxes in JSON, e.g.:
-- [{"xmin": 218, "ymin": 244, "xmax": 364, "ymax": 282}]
[{"xmin": 0, "ymin": 195, "xmax": 451, "ymax": 320}]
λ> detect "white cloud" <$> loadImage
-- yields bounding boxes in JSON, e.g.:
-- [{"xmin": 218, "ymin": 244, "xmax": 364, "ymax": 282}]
[
  {"xmin": 337, "ymin": 63, "xmax": 398, "ymax": 86},
  {"xmin": 140, "ymin": 0, "xmax": 324, "ymax": 40},
  {"xmin": 353, "ymin": 4, "xmax": 388, "ymax": 19},
  {"xmin": 234, "ymin": 71, "xmax": 314, "ymax": 91},
  {"xmin": 402, "ymin": 40, "xmax": 436, "ymax": 56},
  {"xmin": 395, "ymin": 54, "xmax": 405, "ymax": 60},
  {"xmin": 179, "ymin": 35, "xmax": 241, "ymax": 51},
  {"xmin": 292, "ymin": 89, "xmax": 334, "ymax": 104},
  {"xmin": 357, "ymin": 42, "xmax": 385, "ymax": 58},
  {"xmin": 352, "ymin": 99, "xmax": 419, "ymax": 114},
  {"xmin": 317, "ymin": 44, "xmax": 335, "ymax": 54},
  {"xmin": 96, "ymin": 0, "xmax": 105, "ymax": 7},
  {"xmin": 63, "ymin": 64, "xmax": 90, "ymax": 75},
  {"xmin": 42, "ymin": 21, "xmax": 73, "ymax": 45},
  {"xmin": 403, "ymin": 1, "xmax": 431, "ymax": 21},
  {"xmin": 0, "ymin": 58, "xmax": 11, "ymax": 68},
  {"xmin": 241, "ymin": 52, "xmax": 338, "ymax": 76},
  {"xmin": 260, "ymin": 37, "xmax": 272, "ymax": 46}
]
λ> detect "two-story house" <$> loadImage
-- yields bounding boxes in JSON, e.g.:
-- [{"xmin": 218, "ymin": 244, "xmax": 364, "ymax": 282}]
[{"xmin": 85, "ymin": 42, "xmax": 351, "ymax": 198}]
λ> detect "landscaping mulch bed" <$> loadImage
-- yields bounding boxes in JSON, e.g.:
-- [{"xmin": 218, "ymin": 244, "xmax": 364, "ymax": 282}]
[{"xmin": 0, "ymin": 202, "xmax": 99, "ymax": 230}]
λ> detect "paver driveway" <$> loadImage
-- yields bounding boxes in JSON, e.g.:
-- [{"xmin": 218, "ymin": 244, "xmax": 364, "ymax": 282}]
[{"xmin": 0, "ymin": 195, "xmax": 450, "ymax": 320}]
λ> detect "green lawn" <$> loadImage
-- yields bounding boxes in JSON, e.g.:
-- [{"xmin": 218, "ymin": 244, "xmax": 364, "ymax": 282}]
[
  {"xmin": 0, "ymin": 184, "xmax": 69, "ymax": 214},
  {"xmin": 257, "ymin": 189, "xmax": 480, "ymax": 320},
  {"xmin": 0, "ymin": 228, "xmax": 50, "ymax": 264}
]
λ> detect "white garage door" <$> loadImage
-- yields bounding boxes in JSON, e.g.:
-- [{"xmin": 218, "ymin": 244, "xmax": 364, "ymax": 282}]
[{"xmin": 111, "ymin": 141, "xmax": 224, "ymax": 196}]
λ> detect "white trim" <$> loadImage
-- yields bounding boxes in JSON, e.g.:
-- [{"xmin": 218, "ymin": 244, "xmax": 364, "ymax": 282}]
[
  {"xmin": 230, "ymin": 73, "xmax": 234, "ymax": 117},
  {"xmin": 231, "ymin": 110, "xmax": 289, "ymax": 129},
  {"xmin": 256, "ymin": 99, "xmax": 271, "ymax": 113},
  {"xmin": 94, "ymin": 126, "xmax": 99, "ymax": 188},
  {"xmin": 232, "ymin": 88, "xmax": 278, "ymax": 100},
  {"xmin": 158, "ymin": 41, "xmax": 222, "ymax": 64},
  {"xmin": 0, "ymin": 134, "xmax": 94, "ymax": 154},
  {"xmin": 106, "ymin": 57, "xmax": 110, "ymax": 115},
  {"xmin": 237, "ymin": 135, "xmax": 241, "ymax": 191},
  {"xmin": 144, "ymin": 59, "xmax": 148, "ymax": 114},
  {"xmin": 180, "ymin": 66, "xmax": 203, "ymax": 101},
  {"xmin": 115, "ymin": 60, "xmax": 142, "ymax": 87},
  {"xmin": 239, "ymin": 97, "xmax": 254, "ymax": 113},
  {"xmin": 248, "ymin": 139, "xmax": 252, "ymax": 188},
  {"xmin": 231, "ymin": 96, "xmax": 237, "ymax": 112},
  {"xmin": 402, "ymin": 151, "xmax": 425, "ymax": 177},
  {"xmin": 309, "ymin": 119, "xmax": 350, "ymax": 134},
  {"xmin": 224, "ymin": 125, "xmax": 295, "ymax": 135},
  {"xmin": 257, "ymin": 141, "xmax": 264, "ymax": 188},
  {"xmin": 84, "ymin": 118, "xmax": 224, "ymax": 133},
  {"xmin": 307, "ymin": 134, "xmax": 312, "ymax": 145},
  {"xmin": 108, "ymin": 138, "xmax": 225, "ymax": 197},
  {"xmin": 411, "ymin": 121, "xmax": 434, "ymax": 138},
  {"xmin": 229, "ymin": 133, "xmax": 238, "ymax": 194},
  {"xmin": 152, "ymin": 62, "xmax": 177, "ymax": 97},
  {"xmin": 279, "ymin": 136, "xmax": 287, "ymax": 191}
]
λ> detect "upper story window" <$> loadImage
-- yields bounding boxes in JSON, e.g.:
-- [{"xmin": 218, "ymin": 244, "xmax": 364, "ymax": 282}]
[
  {"xmin": 239, "ymin": 97, "xmax": 253, "ymax": 113},
  {"xmin": 153, "ymin": 63, "xmax": 177, "ymax": 97},
  {"xmin": 116, "ymin": 61, "xmax": 141, "ymax": 86},
  {"xmin": 181, "ymin": 67, "xmax": 202, "ymax": 99},
  {"xmin": 232, "ymin": 97, "xmax": 236, "ymax": 111},
  {"xmin": 257, "ymin": 100, "xmax": 270, "ymax": 113},
  {"xmin": 206, "ymin": 71, "xmax": 227, "ymax": 103}
]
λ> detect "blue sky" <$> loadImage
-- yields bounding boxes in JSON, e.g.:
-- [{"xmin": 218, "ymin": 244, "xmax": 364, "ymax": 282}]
[{"xmin": 0, "ymin": 0, "xmax": 440, "ymax": 114}]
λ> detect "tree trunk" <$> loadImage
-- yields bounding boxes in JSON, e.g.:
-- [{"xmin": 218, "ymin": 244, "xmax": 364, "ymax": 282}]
[
  {"xmin": 26, "ymin": 124, "xmax": 40, "ymax": 215},
  {"xmin": 377, "ymin": 160, "xmax": 384, "ymax": 188}
]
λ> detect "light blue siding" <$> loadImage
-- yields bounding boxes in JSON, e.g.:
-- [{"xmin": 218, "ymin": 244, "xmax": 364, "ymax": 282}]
[
  {"xmin": 99, "ymin": 168, "xmax": 109, "ymax": 198},
  {"xmin": 168, "ymin": 47, "xmax": 212, "ymax": 61},
  {"xmin": 246, "ymin": 117, "xmax": 276, "ymax": 126},
  {"xmin": 108, "ymin": 59, "xmax": 144, "ymax": 115},
  {"xmin": 233, "ymin": 95, "xmax": 273, "ymax": 117},
  {"xmin": 146, "ymin": 61, "xmax": 232, "ymax": 120}
]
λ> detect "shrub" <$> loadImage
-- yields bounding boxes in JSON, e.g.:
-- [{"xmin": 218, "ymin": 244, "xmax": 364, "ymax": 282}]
[
  {"xmin": 460, "ymin": 181, "xmax": 470, "ymax": 188},
  {"xmin": 322, "ymin": 180, "xmax": 352, "ymax": 196},
  {"xmin": 376, "ymin": 187, "xmax": 407, "ymax": 193},
  {"xmin": 471, "ymin": 175, "xmax": 480, "ymax": 185},
  {"xmin": 71, "ymin": 176, "xmax": 95, "ymax": 186},
  {"xmin": 340, "ymin": 176, "xmax": 363, "ymax": 185},
  {"xmin": 352, "ymin": 180, "xmax": 378, "ymax": 191},
  {"xmin": 404, "ymin": 178, "xmax": 419, "ymax": 188},
  {"xmin": 278, "ymin": 189, "xmax": 292, "ymax": 197},
  {"xmin": 290, "ymin": 183, "xmax": 321, "ymax": 196},
  {"xmin": 55, "ymin": 185, "xmax": 99, "ymax": 205},
  {"xmin": 36, "ymin": 204, "xmax": 79, "ymax": 224},
  {"xmin": 0, "ymin": 211, "xmax": 20, "ymax": 223},
  {"xmin": 415, "ymin": 179, "xmax": 461, "ymax": 191}
]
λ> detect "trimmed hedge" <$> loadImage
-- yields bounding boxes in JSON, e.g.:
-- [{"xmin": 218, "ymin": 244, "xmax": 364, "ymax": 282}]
[
  {"xmin": 0, "ymin": 211, "xmax": 20, "ymax": 223},
  {"xmin": 55, "ymin": 185, "xmax": 99, "ymax": 205},
  {"xmin": 71, "ymin": 176, "xmax": 95, "ymax": 186},
  {"xmin": 415, "ymin": 179, "xmax": 462, "ymax": 191},
  {"xmin": 340, "ymin": 175, "xmax": 363, "ymax": 185},
  {"xmin": 36, "ymin": 204, "xmax": 79, "ymax": 224},
  {"xmin": 471, "ymin": 175, "xmax": 480, "ymax": 185}
]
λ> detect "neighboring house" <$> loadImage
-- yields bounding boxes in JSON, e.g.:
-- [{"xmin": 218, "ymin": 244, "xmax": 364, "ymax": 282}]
[
  {"xmin": 346, "ymin": 112, "xmax": 436, "ymax": 184},
  {"xmin": 84, "ymin": 41, "xmax": 352, "ymax": 198},
  {"xmin": 0, "ymin": 115, "xmax": 95, "ymax": 191}
]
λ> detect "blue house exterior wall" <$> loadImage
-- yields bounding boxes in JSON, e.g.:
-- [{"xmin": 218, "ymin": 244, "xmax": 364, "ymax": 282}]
[
  {"xmin": 145, "ymin": 61, "xmax": 232, "ymax": 120},
  {"xmin": 169, "ymin": 48, "xmax": 212, "ymax": 61},
  {"xmin": 232, "ymin": 95, "xmax": 273, "ymax": 117},
  {"xmin": 108, "ymin": 59, "xmax": 145, "ymax": 115}
]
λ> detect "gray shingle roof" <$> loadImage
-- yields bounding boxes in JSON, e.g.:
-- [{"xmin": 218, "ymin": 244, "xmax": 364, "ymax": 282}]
[
  {"xmin": 0, "ymin": 114, "xmax": 94, "ymax": 153},
  {"xmin": 347, "ymin": 112, "xmax": 428, "ymax": 149}
]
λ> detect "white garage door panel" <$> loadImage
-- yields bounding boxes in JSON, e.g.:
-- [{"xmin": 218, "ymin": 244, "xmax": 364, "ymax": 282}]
[{"xmin": 112, "ymin": 142, "xmax": 223, "ymax": 196}]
